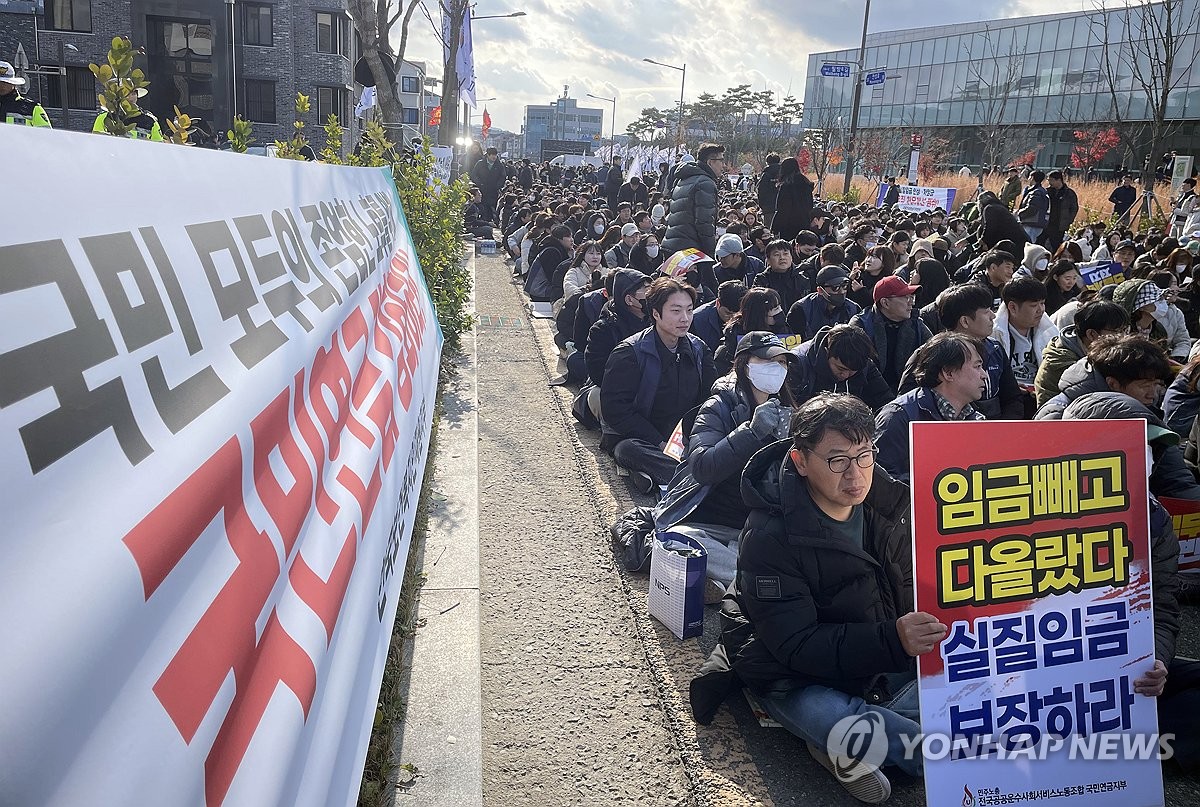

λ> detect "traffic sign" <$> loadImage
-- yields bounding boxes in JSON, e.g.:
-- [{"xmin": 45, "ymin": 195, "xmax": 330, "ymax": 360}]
[
  {"xmin": 911, "ymin": 133, "xmax": 924, "ymax": 147},
  {"xmin": 865, "ymin": 70, "xmax": 886, "ymax": 86},
  {"xmin": 820, "ymin": 63, "xmax": 852, "ymax": 78}
]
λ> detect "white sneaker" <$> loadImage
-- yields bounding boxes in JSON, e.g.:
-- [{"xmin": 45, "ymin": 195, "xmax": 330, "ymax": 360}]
[{"xmin": 806, "ymin": 741, "xmax": 891, "ymax": 804}]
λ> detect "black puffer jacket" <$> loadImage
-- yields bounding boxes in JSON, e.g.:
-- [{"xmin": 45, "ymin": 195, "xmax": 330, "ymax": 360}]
[
  {"xmin": 718, "ymin": 441, "xmax": 914, "ymax": 699},
  {"xmin": 662, "ymin": 161, "xmax": 719, "ymax": 257}
]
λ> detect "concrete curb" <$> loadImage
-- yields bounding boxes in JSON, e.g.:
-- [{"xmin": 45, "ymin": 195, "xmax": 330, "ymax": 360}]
[{"xmin": 391, "ymin": 246, "xmax": 482, "ymax": 806}]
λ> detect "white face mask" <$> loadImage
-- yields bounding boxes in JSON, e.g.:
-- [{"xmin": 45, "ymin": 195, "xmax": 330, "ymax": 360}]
[
  {"xmin": 716, "ymin": 227, "xmax": 728, "ymax": 238},
  {"xmin": 1036, "ymin": 258, "xmax": 1049, "ymax": 270},
  {"xmin": 594, "ymin": 224, "xmax": 605, "ymax": 234},
  {"xmin": 1178, "ymin": 263, "xmax": 1189, "ymax": 273},
  {"xmin": 1154, "ymin": 300, "xmax": 1169, "ymax": 317},
  {"xmin": 747, "ymin": 361, "xmax": 789, "ymax": 395},
  {"xmin": 646, "ymin": 245, "xmax": 660, "ymax": 258}
]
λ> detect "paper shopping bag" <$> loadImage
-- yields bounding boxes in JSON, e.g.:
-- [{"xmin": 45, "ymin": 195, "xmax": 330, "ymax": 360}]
[{"xmin": 647, "ymin": 532, "xmax": 707, "ymax": 640}]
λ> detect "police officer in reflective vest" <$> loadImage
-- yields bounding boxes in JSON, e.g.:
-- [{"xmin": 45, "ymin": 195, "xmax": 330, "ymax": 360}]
[
  {"xmin": 0, "ymin": 60, "xmax": 52, "ymax": 127},
  {"xmin": 92, "ymin": 88, "xmax": 164, "ymax": 141}
]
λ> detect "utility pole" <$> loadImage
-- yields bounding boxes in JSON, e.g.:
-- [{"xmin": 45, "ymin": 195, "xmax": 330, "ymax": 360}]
[{"xmin": 843, "ymin": 0, "xmax": 872, "ymax": 197}]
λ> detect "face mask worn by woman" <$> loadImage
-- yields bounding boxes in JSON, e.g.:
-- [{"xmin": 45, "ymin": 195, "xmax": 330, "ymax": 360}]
[
  {"xmin": 747, "ymin": 362, "xmax": 788, "ymax": 395},
  {"xmin": 646, "ymin": 245, "xmax": 660, "ymax": 258}
]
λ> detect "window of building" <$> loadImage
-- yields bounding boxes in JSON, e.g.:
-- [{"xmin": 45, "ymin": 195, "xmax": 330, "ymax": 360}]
[
  {"xmin": 243, "ymin": 4, "xmax": 273, "ymax": 47},
  {"xmin": 43, "ymin": 65, "xmax": 97, "ymax": 109},
  {"xmin": 145, "ymin": 18, "xmax": 214, "ymax": 124},
  {"xmin": 316, "ymin": 12, "xmax": 349, "ymax": 56},
  {"xmin": 47, "ymin": 0, "xmax": 91, "ymax": 32},
  {"xmin": 401, "ymin": 76, "xmax": 421, "ymax": 94},
  {"xmin": 401, "ymin": 107, "xmax": 419, "ymax": 125},
  {"xmin": 316, "ymin": 86, "xmax": 347, "ymax": 123},
  {"xmin": 243, "ymin": 79, "xmax": 276, "ymax": 123}
]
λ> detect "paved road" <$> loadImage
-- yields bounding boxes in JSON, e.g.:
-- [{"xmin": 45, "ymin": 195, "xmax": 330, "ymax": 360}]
[{"xmin": 471, "ymin": 249, "xmax": 1200, "ymax": 806}]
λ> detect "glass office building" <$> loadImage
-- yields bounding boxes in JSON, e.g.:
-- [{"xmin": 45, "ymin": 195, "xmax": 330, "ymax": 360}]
[{"xmin": 803, "ymin": 3, "xmax": 1200, "ymax": 171}]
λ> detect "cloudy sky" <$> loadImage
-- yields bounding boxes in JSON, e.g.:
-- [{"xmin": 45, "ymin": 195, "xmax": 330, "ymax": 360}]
[{"xmin": 398, "ymin": 0, "xmax": 1104, "ymax": 134}]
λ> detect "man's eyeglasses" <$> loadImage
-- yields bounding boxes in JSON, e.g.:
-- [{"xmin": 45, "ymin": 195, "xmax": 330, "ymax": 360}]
[{"xmin": 815, "ymin": 448, "xmax": 877, "ymax": 474}]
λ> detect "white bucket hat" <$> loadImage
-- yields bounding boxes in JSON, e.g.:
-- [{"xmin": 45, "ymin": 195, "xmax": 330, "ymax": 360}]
[{"xmin": 0, "ymin": 61, "xmax": 27, "ymax": 87}]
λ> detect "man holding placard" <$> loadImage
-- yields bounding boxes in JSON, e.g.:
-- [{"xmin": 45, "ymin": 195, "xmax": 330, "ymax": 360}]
[{"xmin": 711, "ymin": 393, "xmax": 945, "ymax": 803}]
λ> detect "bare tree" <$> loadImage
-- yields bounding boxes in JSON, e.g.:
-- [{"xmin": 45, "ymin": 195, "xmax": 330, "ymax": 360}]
[
  {"xmin": 346, "ymin": 0, "xmax": 424, "ymax": 128},
  {"xmin": 957, "ymin": 25, "xmax": 1031, "ymax": 173},
  {"xmin": 1090, "ymin": 0, "xmax": 1200, "ymax": 214}
]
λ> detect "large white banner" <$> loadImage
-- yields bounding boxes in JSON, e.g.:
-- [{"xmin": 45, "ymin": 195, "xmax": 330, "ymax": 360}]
[
  {"xmin": 875, "ymin": 184, "xmax": 958, "ymax": 213},
  {"xmin": 0, "ymin": 127, "xmax": 442, "ymax": 807}
]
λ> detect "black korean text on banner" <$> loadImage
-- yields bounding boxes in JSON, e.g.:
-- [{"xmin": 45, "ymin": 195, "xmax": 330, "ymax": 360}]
[{"xmin": 0, "ymin": 191, "xmax": 398, "ymax": 474}]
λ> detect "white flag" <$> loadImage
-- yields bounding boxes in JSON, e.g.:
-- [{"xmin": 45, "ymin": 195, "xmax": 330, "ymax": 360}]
[
  {"xmin": 441, "ymin": 5, "xmax": 477, "ymax": 109},
  {"xmin": 457, "ymin": 7, "xmax": 477, "ymax": 109},
  {"xmin": 354, "ymin": 86, "xmax": 376, "ymax": 119}
]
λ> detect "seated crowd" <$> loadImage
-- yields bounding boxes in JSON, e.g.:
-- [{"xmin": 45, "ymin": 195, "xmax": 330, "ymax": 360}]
[{"xmin": 475, "ymin": 143, "xmax": 1200, "ymax": 803}]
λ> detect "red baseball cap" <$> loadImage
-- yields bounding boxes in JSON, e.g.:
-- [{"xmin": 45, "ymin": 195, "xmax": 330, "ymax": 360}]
[{"xmin": 873, "ymin": 275, "xmax": 921, "ymax": 303}]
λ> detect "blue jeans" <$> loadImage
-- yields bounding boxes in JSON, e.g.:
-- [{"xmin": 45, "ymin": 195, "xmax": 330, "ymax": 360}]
[
  {"xmin": 663, "ymin": 523, "xmax": 741, "ymax": 587},
  {"xmin": 1023, "ymin": 225, "xmax": 1043, "ymax": 242},
  {"xmin": 761, "ymin": 672, "xmax": 923, "ymax": 778}
]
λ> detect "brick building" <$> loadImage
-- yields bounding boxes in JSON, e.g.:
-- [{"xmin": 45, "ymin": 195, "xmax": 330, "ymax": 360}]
[{"xmin": 0, "ymin": 0, "xmax": 358, "ymax": 144}]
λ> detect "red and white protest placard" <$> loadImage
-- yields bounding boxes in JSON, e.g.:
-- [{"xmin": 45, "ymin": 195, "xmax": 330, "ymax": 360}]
[
  {"xmin": 0, "ymin": 126, "xmax": 442, "ymax": 806},
  {"xmin": 911, "ymin": 420, "xmax": 1163, "ymax": 807}
]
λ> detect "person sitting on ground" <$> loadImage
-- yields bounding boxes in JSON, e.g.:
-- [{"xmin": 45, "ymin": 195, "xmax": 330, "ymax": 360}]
[
  {"xmin": 850, "ymin": 275, "xmax": 932, "ymax": 397},
  {"xmin": 849, "ymin": 245, "xmax": 896, "ymax": 310},
  {"xmin": 1060, "ymin": 391, "xmax": 1188, "ymax": 702},
  {"xmin": 600, "ymin": 278, "xmax": 716, "ymax": 493},
  {"xmin": 1060, "ymin": 383, "xmax": 1200, "ymax": 505},
  {"xmin": 790, "ymin": 324, "xmax": 891, "ymax": 411},
  {"xmin": 1148, "ymin": 269, "xmax": 1193, "ymax": 361},
  {"xmin": 1164, "ymin": 352, "xmax": 1200, "ymax": 439},
  {"xmin": 561, "ymin": 240, "xmax": 606, "ymax": 304},
  {"xmin": 787, "ymin": 264, "xmax": 862, "ymax": 340},
  {"xmin": 992, "ymin": 275, "xmax": 1059, "ymax": 416},
  {"xmin": 1112, "ymin": 277, "xmax": 1170, "ymax": 348},
  {"xmin": 967, "ymin": 249, "xmax": 1017, "ymax": 310},
  {"xmin": 714, "ymin": 233, "xmax": 766, "ymax": 286},
  {"xmin": 464, "ymin": 187, "xmax": 496, "ymax": 238},
  {"xmin": 714, "ymin": 287, "xmax": 785, "ymax": 376},
  {"xmin": 875, "ymin": 333, "xmax": 988, "ymax": 482},
  {"xmin": 654, "ymin": 332, "xmax": 797, "ymax": 590},
  {"xmin": 524, "ymin": 224, "xmax": 575, "ymax": 302},
  {"xmin": 691, "ymin": 281, "xmax": 747, "ymax": 353},
  {"xmin": 627, "ymin": 232, "xmax": 665, "ymax": 275},
  {"xmin": 1036, "ymin": 334, "xmax": 1170, "ymax": 423},
  {"xmin": 754, "ymin": 237, "xmax": 812, "ymax": 313},
  {"xmin": 1034, "ymin": 300, "xmax": 1130, "ymax": 408},
  {"xmin": 605, "ymin": 223, "xmax": 641, "ymax": 269},
  {"xmin": 696, "ymin": 393, "xmax": 938, "ymax": 803},
  {"xmin": 1042, "ymin": 259, "xmax": 1081, "ymax": 316},
  {"xmin": 585, "ymin": 269, "xmax": 650, "ymax": 389},
  {"xmin": 906, "ymin": 284, "xmax": 1023, "ymax": 420}
]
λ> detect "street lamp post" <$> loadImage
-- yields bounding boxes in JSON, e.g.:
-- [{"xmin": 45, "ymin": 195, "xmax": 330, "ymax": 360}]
[
  {"xmin": 586, "ymin": 92, "xmax": 616, "ymax": 158},
  {"xmin": 643, "ymin": 57, "xmax": 685, "ymax": 148},
  {"xmin": 225, "ymin": 0, "xmax": 238, "ymax": 130},
  {"xmin": 843, "ymin": 0, "xmax": 872, "ymax": 197}
]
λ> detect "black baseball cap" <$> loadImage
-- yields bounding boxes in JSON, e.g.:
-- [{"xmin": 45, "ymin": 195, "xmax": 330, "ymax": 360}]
[{"xmin": 735, "ymin": 331, "xmax": 795, "ymax": 360}]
